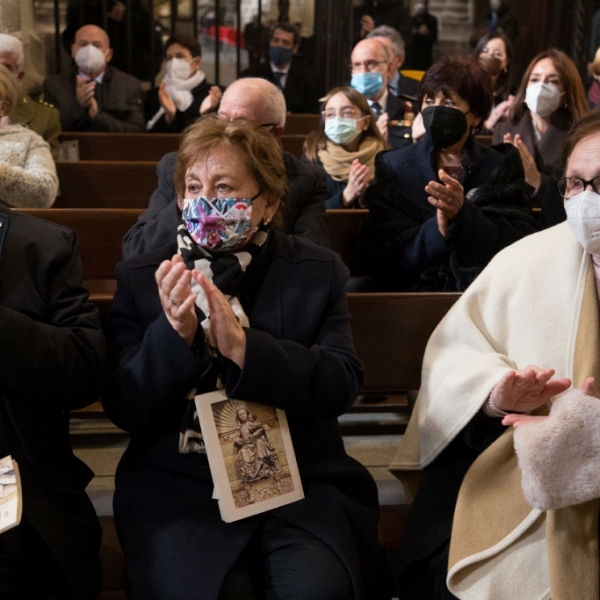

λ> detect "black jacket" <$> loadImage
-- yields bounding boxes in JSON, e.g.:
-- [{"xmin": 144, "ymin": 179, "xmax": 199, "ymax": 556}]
[
  {"xmin": 239, "ymin": 60, "xmax": 320, "ymax": 114},
  {"xmin": 43, "ymin": 65, "xmax": 145, "ymax": 132},
  {"xmin": 361, "ymin": 135, "xmax": 540, "ymax": 291},
  {"xmin": 121, "ymin": 150, "xmax": 330, "ymax": 259},
  {"xmin": 0, "ymin": 202, "xmax": 105, "ymax": 599},
  {"xmin": 103, "ymin": 230, "xmax": 391, "ymax": 599},
  {"xmin": 144, "ymin": 78, "xmax": 221, "ymax": 133}
]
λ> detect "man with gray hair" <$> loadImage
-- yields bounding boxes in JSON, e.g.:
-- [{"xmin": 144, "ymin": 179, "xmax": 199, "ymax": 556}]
[
  {"xmin": 367, "ymin": 25, "xmax": 419, "ymax": 100},
  {"xmin": 122, "ymin": 77, "xmax": 329, "ymax": 258},
  {"xmin": 0, "ymin": 33, "xmax": 61, "ymax": 159}
]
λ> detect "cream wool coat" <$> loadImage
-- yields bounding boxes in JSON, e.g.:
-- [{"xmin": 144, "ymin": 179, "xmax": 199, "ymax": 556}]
[
  {"xmin": 0, "ymin": 124, "xmax": 58, "ymax": 208},
  {"xmin": 391, "ymin": 222, "xmax": 600, "ymax": 600}
]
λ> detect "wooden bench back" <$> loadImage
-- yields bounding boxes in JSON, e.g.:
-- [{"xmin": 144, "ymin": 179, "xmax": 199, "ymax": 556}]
[
  {"xmin": 282, "ymin": 114, "xmax": 320, "ymax": 135},
  {"xmin": 55, "ymin": 161, "xmax": 157, "ymax": 208},
  {"xmin": 349, "ymin": 292, "xmax": 460, "ymax": 393},
  {"xmin": 59, "ymin": 132, "xmax": 182, "ymax": 162}
]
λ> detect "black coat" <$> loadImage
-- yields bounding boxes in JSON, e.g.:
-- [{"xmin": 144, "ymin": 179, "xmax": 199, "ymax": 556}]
[
  {"xmin": 0, "ymin": 202, "xmax": 105, "ymax": 599},
  {"xmin": 103, "ymin": 230, "xmax": 391, "ymax": 600},
  {"xmin": 144, "ymin": 78, "xmax": 219, "ymax": 133},
  {"xmin": 239, "ymin": 60, "xmax": 320, "ymax": 114},
  {"xmin": 43, "ymin": 65, "xmax": 145, "ymax": 132},
  {"xmin": 121, "ymin": 150, "xmax": 330, "ymax": 259},
  {"xmin": 361, "ymin": 135, "xmax": 541, "ymax": 291},
  {"xmin": 493, "ymin": 107, "xmax": 571, "ymax": 205}
]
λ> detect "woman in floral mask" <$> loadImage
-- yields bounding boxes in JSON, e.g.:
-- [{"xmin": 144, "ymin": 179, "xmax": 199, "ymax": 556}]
[
  {"xmin": 493, "ymin": 49, "xmax": 588, "ymax": 205},
  {"xmin": 103, "ymin": 115, "xmax": 391, "ymax": 600},
  {"xmin": 145, "ymin": 34, "xmax": 222, "ymax": 132},
  {"xmin": 361, "ymin": 55, "xmax": 539, "ymax": 292},
  {"xmin": 303, "ymin": 86, "xmax": 389, "ymax": 208}
]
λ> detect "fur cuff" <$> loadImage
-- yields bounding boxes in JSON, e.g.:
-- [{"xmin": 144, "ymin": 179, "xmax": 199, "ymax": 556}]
[{"xmin": 514, "ymin": 389, "xmax": 600, "ymax": 510}]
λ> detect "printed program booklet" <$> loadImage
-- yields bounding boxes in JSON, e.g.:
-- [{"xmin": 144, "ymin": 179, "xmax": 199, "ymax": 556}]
[
  {"xmin": 196, "ymin": 390, "xmax": 304, "ymax": 522},
  {"xmin": 0, "ymin": 455, "xmax": 21, "ymax": 534}
]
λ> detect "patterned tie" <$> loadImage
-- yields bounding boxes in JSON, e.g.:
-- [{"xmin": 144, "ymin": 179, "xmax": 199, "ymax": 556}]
[
  {"xmin": 273, "ymin": 71, "xmax": 284, "ymax": 89},
  {"xmin": 371, "ymin": 102, "xmax": 382, "ymax": 119}
]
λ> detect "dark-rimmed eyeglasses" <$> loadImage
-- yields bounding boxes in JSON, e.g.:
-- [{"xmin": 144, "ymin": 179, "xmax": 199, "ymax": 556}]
[{"xmin": 556, "ymin": 176, "xmax": 600, "ymax": 198}]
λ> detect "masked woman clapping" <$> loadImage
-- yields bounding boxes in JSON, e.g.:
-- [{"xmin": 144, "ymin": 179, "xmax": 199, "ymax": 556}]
[
  {"xmin": 303, "ymin": 86, "xmax": 389, "ymax": 208},
  {"xmin": 145, "ymin": 34, "xmax": 222, "ymax": 132},
  {"xmin": 103, "ymin": 115, "xmax": 390, "ymax": 600},
  {"xmin": 493, "ymin": 49, "xmax": 588, "ymax": 204}
]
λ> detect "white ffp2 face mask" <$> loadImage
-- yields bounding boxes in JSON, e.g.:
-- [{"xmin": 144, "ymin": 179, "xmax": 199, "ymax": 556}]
[
  {"xmin": 565, "ymin": 190, "xmax": 600, "ymax": 254},
  {"xmin": 166, "ymin": 57, "xmax": 192, "ymax": 80},
  {"xmin": 525, "ymin": 81, "xmax": 562, "ymax": 118},
  {"xmin": 75, "ymin": 45, "xmax": 107, "ymax": 75}
]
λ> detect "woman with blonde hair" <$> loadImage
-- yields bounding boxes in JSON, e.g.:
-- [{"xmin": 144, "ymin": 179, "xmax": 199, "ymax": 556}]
[
  {"xmin": 303, "ymin": 86, "xmax": 389, "ymax": 208},
  {"xmin": 493, "ymin": 49, "xmax": 588, "ymax": 204},
  {"xmin": 0, "ymin": 64, "xmax": 57, "ymax": 207}
]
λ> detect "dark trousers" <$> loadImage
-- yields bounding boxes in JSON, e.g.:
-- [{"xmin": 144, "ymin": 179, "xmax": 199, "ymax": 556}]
[
  {"xmin": 218, "ymin": 517, "xmax": 354, "ymax": 600},
  {"xmin": 0, "ymin": 516, "xmax": 71, "ymax": 600}
]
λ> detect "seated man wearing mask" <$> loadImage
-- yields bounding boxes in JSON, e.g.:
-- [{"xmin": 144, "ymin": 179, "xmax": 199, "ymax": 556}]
[
  {"xmin": 0, "ymin": 201, "xmax": 105, "ymax": 599},
  {"xmin": 350, "ymin": 37, "xmax": 415, "ymax": 149},
  {"xmin": 0, "ymin": 34, "xmax": 61, "ymax": 160},
  {"xmin": 43, "ymin": 24, "xmax": 144, "ymax": 132},
  {"xmin": 239, "ymin": 23, "xmax": 318, "ymax": 114},
  {"xmin": 122, "ymin": 77, "xmax": 329, "ymax": 259}
]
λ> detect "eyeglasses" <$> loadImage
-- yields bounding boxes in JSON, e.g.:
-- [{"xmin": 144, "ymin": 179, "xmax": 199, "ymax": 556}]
[
  {"xmin": 349, "ymin": 59, "xmax": 387, "ymax": 72},
  {"xmin": 322, "ymin": 109, "xmax": 361, "ymax": 120},
  {"xmin": 556, "ymin": 176, "xmax": 600, "ymax": 198},
  {"xmin": 259, "ymin": 123, "xmax": 278, "ymax": 132}
]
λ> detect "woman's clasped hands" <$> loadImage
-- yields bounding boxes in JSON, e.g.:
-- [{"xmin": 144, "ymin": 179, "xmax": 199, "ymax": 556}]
[
  {"xmin": 342, "ymin": 158, "xmax": 372, "ymax": 207},
  {"xmin": 425, "ymin": 170, "xmax": 465, "ymax": 239},
  {"xmin": 155, "ymin": 255, "xmax": 246, "ymax": 366}
]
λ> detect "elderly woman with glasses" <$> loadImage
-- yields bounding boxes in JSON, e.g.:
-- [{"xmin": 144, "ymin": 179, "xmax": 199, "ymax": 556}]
[
  {"xmin": 390, "ymin": 110, "xmax": 600, "ymax": 600},
  {"xmin": 103, "ymin": 114, "xmax": 391, "ymax": 600},
  {"xmin": 303, "ymin": 86, "xmax": 389, "ymax": 208},
  {"xmin": 361, "ymin": 55, "xmax": 540, "ymax": 292}
]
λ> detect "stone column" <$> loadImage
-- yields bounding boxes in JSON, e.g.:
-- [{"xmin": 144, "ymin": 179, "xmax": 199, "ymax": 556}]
[{"xmin": 428, "ymin": 0, "xmax": 475, "ymax": 59}]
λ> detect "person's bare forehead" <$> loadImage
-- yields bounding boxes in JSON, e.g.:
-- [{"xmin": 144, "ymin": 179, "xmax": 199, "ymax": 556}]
[{"xmin": 75, "ymin": 25, "xmax": 109, "ymax": 48}]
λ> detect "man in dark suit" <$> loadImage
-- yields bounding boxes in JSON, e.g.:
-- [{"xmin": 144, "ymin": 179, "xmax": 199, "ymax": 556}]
[
  {"xmin": 43, "ymin": 24, "xmax": 145, "ymax": 132},
  {"xmin": 238, "ymin": 23, "xmax": 319, "ymax": 114},
  {"xmin": 0, "ymin": 201, "xmax": 105, "ymax": 599},
  {"xmin": 351, "ymin": 37, "xmax": 416, "ymax": 150},
  {"xmin": 122, "ymin": 77, "xmax": 329, "ymax": 259}
]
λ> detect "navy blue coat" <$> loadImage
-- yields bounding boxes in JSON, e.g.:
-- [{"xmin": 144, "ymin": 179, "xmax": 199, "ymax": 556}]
[
  {"xmin": 103, "ymin": 230, "xmax": 390, "ymax": 600},
  {"xmin": 0, "ymin": 202, "xmax": 104, "ymax": 600},
  {"xmin": 361, "ymin": 134, "xmax": 540, "ymax": 291}
]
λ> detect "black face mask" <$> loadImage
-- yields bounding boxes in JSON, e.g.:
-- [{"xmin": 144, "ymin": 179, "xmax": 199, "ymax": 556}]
[{"xmin": 422, "ymin": 105, "xmax": 470, "ymax": 149}]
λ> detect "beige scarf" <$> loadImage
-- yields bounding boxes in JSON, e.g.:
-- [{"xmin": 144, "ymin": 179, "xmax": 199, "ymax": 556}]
[{"xmin": 317, "ymin": 137, "xmax": 384, "ymax": 182}]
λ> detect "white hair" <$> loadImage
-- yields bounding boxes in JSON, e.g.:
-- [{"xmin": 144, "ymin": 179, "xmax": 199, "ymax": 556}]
[
  {"xmin": 0, "ymin": 34, "xmax": 24, "ymax": 72},
  {"xmin": 368, "ymin": 25, "xmax": 405, "ymax": 57}
]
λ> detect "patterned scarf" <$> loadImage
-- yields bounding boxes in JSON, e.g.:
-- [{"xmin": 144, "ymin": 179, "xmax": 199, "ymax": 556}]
[{"xmin": 176, "ymin": 222, "xmax": 268, "ymax": 454}]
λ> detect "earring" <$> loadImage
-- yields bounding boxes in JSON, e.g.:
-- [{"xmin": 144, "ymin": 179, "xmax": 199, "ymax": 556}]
[{"xmin": 263, "ymin": 218, "xmax": 271, "ymax": 225}]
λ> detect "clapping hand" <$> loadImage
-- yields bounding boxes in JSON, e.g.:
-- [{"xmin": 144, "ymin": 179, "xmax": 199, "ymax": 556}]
[
  {"xmin": 342, "ymin": 159, "xmax": 372, "ymax": 207},
  {"xmin": 425, "ymin": 170, "xmax": 464, "ymax": 239},
  {"xmin": 503, "ymin": 132, "xmax": 541, "ymax": 190},
  {"xmin": 200, "ymin": 86, "xmax": 223, "ymax": 115}
]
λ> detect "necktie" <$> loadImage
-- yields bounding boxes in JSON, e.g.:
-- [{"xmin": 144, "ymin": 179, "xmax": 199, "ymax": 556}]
[
  {"xmin": 273, "ymin": 71, "xmax": 284, "ymax": 89},
  {"xmin": 371, "ymin": 102, "xmax": 382, "ymax": 119}
]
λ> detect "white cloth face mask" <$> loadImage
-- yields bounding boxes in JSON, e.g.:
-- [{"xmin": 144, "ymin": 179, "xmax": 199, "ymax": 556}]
[
  {"xmin": 525, "ymin": 82, "xmax": 562, "ymax": 118},
  {"xmin": 565, "ymin": 190, "xmax": 600, "ymax": 254},
  {"xmin": 75, "ymin": 45, "xmax": 107, "ymax": 75},
  {"xmin": 166, "ymin": 58, "xmax": 192, "ymax": 80}
]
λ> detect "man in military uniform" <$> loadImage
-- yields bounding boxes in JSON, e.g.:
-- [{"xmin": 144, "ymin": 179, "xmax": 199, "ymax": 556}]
[
  {"xmin": 367, "ymin": 26, "xmax": 420, "ymax": 150},
  {"xmin": 0, "ymin": 34, "xmax": 61, "ymax": 159}
]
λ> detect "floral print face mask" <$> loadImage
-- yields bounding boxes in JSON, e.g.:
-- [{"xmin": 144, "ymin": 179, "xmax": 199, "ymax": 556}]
[{"xmin": 181, "ymin": 192, "xmax": 262, "ymax": 251}]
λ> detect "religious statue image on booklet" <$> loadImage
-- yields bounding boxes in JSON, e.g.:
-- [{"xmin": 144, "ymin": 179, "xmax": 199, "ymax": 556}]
[
  {"xmin": 196, "ymin": 391, "xmax": 304, "ymax": 523},
  {"xmin": 0, "ymin": 455, "xmax": 21, "ymax": 534}
]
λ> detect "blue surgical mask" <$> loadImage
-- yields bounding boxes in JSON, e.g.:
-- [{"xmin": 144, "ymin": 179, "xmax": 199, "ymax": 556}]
[
  {"xmin": 324, "ymin": 117, "xmax": 361, "ymax": 146},
  {"xmin": 351, "ymin": 72, "xmax": 384, "ymax": 99},
  {"xmin": 269, "ymin": 46, "xmax": 294, "ymax": 67},
  {"xmin": 182, "ymin": 193, "xmax": 261, "ymax": 250}
]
